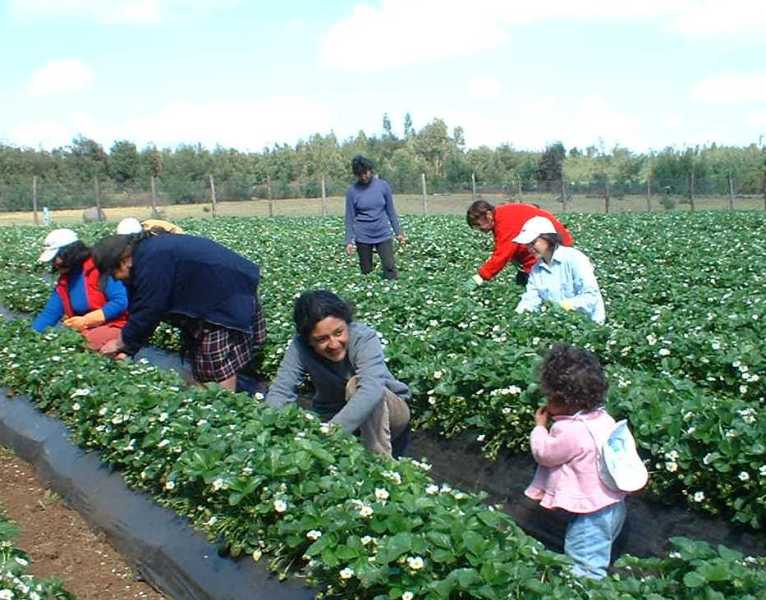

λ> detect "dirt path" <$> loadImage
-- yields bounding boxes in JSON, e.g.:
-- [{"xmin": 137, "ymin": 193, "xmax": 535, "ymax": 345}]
[{"xmin": 0, "ymin": 446, "xmax": 167, "ymax": 600}]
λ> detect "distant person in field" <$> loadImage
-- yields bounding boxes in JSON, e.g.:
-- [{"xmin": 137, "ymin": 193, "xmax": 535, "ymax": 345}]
[
  {"xmin": 465, "ymin": 200, "xmax": 574, "ymax": 289},
  {"xmin": 32, "ymin": 229, "xmax": 128, "ymax": 352},
  {"xmin": 513, "ymin": 217, "xmax": 605, "ymax": 324},
  {"xmin": 345, "ymin": 155, "xmax": 406, "ymax": 279},
  {"xmin": 116, "ymin": 217, "xmax": 184, "ymax": 235},
  {"xmin": 266, "ymin": 290, "xmax": 411, "ymax": 458},
  {"xmin": 526, "ymin": 344, "xmax": 626, "ymax": 579},
  {"xmin": 92, "ymin": 232, "xmax": 266, "ymax": 391}
]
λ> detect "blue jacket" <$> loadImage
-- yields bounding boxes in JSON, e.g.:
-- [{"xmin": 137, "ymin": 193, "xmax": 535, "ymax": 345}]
[
  {"xmin": 32, "ymin": 265, "xmax": 128, "ymax": 332},
  {"xmin": 121, "ymin": 234, "xmax": 261, "ymax": 354}
]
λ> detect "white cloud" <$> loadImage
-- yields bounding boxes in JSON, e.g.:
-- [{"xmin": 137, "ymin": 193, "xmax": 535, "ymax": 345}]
[
  {"xmin": 691, "ymin": 73, "xmax": 766, "ymax": 104},
  {"xmin": 26, "ymin": 59, "xmax": 95, "ymax": 97},
  {"xmin": 747, "ymin": 112, "xmax": 766, "ymax": 128},
  {"xmin": 442, "ymin": 95, "xmax": 647, "ymax": 150},
  {"xmin": 468, "ymin": 76, "xmax": 502, "ymax": 100},
  {"xmin": 319, "ymin": 0, "xmax": 509, "ymax": 71},
  {"xmin": 320, "ymin": 0, "xmax": 764, "ymax": 72},
  {"xmin": 8, "ymin": 97, "xmax": 332, "ymax": 151},
  {"xmin": 668, "ymin": 0, "xmax": 766, "ymax": 37}
]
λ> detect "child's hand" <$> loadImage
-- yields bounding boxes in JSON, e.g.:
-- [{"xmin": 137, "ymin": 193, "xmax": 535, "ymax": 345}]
[{"xmin": 534, "ymin": 406, "xmax": 549, "ymax": 428}]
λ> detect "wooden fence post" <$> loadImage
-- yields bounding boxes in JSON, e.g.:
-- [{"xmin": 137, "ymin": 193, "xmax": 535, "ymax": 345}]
[
  {"xmin": 604, "ymin": 180, "xmax": 610, "ymax": 214},
  {"xmin": 209, "ymin": 175, "xmax": 217, "ymax": 217},
  {"xmin": 646, "ymin": 177, "xmax": 652, "ymax": 212},
  {"xmin": 421, "ymin": 173, "xmax": 428, "ymax": 215},
  {"xmin": 688, "ymin": 170, "xmax": 696, "ymax": 212},
  {"xmin": 150, "ymin": 175, "xmax": 159, "ymax": 216},
  {"xmin": 32, "ymin": 176, "xmax": 39, "ymax": 225},
  {"xmin": 94, "ymin": 176, "xmax": 103, "ymax": 220},
  {"xmin": 267, "ymin": 176, "xmax": 274, "ymax": 217},
  {"xmin": 471, "ymin": 172, "xmax": 476, "ymax": 202},
  {"xmin": 560, "ymin": 179, "xmax": 566, "ymax": 212},
  {"xmin": 321, "ymin": 175, "xmax": 327, "ymax": 217},
  {"xmin": 728, "ymin": 174, "xmax": 735, "ymax": 211}
]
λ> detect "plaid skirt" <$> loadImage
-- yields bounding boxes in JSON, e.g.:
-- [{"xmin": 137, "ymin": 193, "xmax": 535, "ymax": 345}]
[{"xmin": 179, "ymin": 297, "xmax": 267, "ymax": 383}]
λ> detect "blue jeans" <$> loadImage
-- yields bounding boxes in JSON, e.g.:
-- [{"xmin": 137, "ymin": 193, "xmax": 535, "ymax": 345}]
[{"xmin": 564, "ymin": 500, "xmax": 626, "ymax": 579}]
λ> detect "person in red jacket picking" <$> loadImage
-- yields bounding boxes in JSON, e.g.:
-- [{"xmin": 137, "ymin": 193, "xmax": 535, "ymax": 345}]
[{"xmin": 465, "ymin": 200, "xmax": 574, "ymax": 289}]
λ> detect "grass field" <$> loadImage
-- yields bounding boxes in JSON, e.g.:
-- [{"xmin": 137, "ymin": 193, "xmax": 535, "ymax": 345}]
[{"xmin": 0, "ymin": 192, "xmax": 764, "ymax": 226}]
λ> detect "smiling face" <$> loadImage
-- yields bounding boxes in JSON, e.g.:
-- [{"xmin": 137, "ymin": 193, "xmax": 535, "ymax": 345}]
[
  {"xmin": 527, "ymin": 236, "xmax": 553, "ymax": 262},
  {"xmin": 309, "ymin": 316, "xmax": 350, "ymax": 362}
]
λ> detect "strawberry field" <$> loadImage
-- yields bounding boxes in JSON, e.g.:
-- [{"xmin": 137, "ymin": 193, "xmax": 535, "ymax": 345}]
[{"xmin": 0, "ymin": 210, "xmax": 765, "ymax": 599}]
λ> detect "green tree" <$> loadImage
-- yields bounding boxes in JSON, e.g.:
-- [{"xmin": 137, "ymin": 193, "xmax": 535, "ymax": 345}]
[{"xmin": 109, "ymin": 140, "xmax": 140, "ymax": 185}]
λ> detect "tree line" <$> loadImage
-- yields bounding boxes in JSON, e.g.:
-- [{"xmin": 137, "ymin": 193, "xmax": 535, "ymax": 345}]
[{"xmin": 0, "ymin": 113, "xmax": 764, "ymax": 211}]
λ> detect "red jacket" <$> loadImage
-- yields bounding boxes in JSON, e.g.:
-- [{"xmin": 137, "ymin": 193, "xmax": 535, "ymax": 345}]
[{"xmin": 478, "ymin": 204, "xmax": 574, "ymax": 280}]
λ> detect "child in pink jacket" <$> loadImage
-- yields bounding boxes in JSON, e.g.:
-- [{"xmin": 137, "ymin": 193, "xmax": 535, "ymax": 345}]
[{"xmin": 526, "ymin": 344, "xmax": 626, "ymax": 579}]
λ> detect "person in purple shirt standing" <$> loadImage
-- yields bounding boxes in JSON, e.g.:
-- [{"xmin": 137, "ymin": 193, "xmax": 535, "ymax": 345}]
[{"xmin": 344, "ymin": 155, "xmax": 406, "ymax": 279}]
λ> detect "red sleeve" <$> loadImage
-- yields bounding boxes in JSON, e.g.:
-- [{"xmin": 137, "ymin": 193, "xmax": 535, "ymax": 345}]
[{"xmin": 477, "ymin": 204, "xmax": 536, "ymax": 279}]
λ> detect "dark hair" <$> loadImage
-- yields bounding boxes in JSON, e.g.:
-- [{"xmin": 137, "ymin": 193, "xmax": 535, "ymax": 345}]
[
  {"xmin": 538, "ymin": 232, "xmax": 562, "ymax": 248},
  {"xmin": 92, "ymin": 233, "xmax": 144, "ymax": 279},
  {"xmin": 293, "ymin": 290, "xmax": 353, "ymax": 341},
  {"xmin": 351, "ymin": 155, "xmax": 374, "ymax": 177},
  {"xmin": 466, "ymin": 200, "xmax": 495, "ymax": 226},
  {"xmin": 54, "ymin": 241, "xmax": 91, "ymax": 273},
  {"xmin": 539, "ymin": 344, "xmax": 607, "ymax": 414}
]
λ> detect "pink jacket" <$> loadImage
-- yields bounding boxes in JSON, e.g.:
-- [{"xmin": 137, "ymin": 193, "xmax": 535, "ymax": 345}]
[{"xmin": 525, "ymin": 409, "xmax": 626, "ymax": 514}]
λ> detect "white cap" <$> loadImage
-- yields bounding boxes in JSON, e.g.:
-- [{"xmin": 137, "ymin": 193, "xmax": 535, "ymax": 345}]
[
  {"xmin": 512, "ymin": 216, "xmax": 557, "ymax": 244},
  {"xmin": 38, "ymin": 229, "xmax": 78, "ymax": 262},
  {"xmin": 116, "ymin": 217, "xmax": 142, "ymax": 235},
  {"xmin": 602, "ymin": 420, "xmax": 649, "ymax": 493}
]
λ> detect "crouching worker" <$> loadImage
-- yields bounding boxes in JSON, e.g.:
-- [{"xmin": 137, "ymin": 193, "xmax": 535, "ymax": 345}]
[
  {"xmin": 266, "ymin": 290, "xmax": 411, "ymax": 457},
  {"xmin": 92, "ymin": 232, "xmax": 266, "ymax": 391},
  {"xmin": 32, "ymin": 229, "xmax": 128, "ymax": 352}
]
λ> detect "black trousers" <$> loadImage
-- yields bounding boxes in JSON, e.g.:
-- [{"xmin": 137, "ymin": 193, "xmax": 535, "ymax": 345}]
[{"xmin": 356, "ymin": 238, "xmax": 398, "ymax": 279}]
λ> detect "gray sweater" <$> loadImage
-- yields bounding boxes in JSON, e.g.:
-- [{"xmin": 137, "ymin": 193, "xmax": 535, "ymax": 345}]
[{"xmin": 265, "ymin": 322, "xmax": 411, "ymax": 432}]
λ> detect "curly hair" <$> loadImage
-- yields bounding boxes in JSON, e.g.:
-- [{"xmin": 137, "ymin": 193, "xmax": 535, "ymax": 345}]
[{"xmin": 539, "ymin": 344, "xmax": 607, "ymax": 414}]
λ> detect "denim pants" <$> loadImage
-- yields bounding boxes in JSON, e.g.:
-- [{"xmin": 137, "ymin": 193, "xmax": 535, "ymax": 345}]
[
  {"xmin": 356, "ymin": 239, "xmax": 398, "ymax": 279},
  {"xmin": 564, "ymin": 500, "xmax": 626, "ymax": 579}
]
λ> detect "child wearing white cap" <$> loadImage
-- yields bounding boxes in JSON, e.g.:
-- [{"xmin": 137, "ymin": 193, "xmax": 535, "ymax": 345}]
[{"xmin": 513, "ymin": 216, "xmax": 605, "ymax": 323}]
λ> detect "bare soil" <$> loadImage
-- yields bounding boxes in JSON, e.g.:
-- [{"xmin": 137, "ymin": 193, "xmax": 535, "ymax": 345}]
[{"xmin": 0, "ymin": 446, "xmax": 167, "ymax": 600}]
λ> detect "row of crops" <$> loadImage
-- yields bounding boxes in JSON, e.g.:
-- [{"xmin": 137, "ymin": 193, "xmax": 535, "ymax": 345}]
[
  {"xmin": 0, "ymin": 322, "xmax": 764, "ymax": 599},
  {"xmin": 0, "ymin": 210, "xmax": 764, "ymax": 597},
  {"xmin": 1, "ymin": 505, "xmax": 74, "ymax": 600}
]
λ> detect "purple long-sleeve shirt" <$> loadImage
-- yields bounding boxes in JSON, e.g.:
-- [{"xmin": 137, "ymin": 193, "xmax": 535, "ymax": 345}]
[{"xmin": 344, "ymin": 177, "xmax": 402, "ymax": 245}]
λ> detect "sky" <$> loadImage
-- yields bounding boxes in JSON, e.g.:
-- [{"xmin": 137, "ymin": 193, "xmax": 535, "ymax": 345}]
[{"xmin": 1, "ymin": 0, "xmax": 765, "ymax": 154}]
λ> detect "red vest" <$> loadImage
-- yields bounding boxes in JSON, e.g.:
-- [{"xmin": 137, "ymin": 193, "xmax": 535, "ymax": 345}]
[{"xmin": 55, "ymin": 257, "xmax": 128, "ymax": 328}]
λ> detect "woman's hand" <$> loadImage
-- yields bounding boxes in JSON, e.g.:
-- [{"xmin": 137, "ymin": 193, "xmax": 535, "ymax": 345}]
[
  {"xmin": 396, "ymin": 233, "xmax": 407, "ymax": 244},
  {"xmin": 345, "ymin": 243, "xmax": 355, "ymax": 256},
  {"xmin": 63, "ymin": 316, "xmax": 86, "ymax": 331},
  {"xmin": 534, "ymin": 406, "xmax": 549, "ymax": 428}
]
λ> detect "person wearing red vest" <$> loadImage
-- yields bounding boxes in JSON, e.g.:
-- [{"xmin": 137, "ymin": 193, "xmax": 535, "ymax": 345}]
[
  {"xmin": 32, "ymin": 229, "xmax": 128, "ymax": 352},
  {"xmin": 465, "ymin": 201, "xmax": 574, "ymax": 289}
]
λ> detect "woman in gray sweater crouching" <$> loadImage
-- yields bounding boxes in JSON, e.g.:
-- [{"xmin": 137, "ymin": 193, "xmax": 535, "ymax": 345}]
[{"xmin": 265, "ymin": 290, "xmax": 411, "ymax": 457}]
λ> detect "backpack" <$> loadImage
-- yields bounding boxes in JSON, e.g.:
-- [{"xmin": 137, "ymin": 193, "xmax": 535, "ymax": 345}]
[{"xmin": 579, "ymin": 413, "xmax": 649, "ymax": 493}]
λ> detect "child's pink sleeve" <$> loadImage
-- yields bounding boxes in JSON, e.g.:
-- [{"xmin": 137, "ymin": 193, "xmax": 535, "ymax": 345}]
[{"xmin": 530, "ymin": 423, "xmax": 581, "ymax": 467}]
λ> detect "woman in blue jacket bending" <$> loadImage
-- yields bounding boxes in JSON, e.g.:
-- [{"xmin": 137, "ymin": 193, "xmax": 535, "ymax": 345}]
[{"xmin": 92, "ymin": 232, "xmax": 266, "ymax": 391}]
